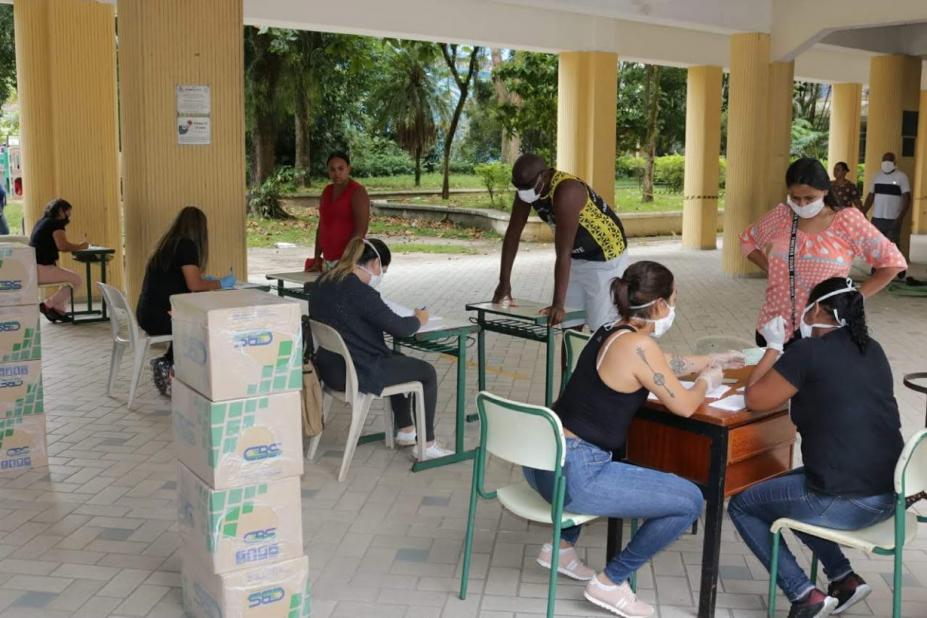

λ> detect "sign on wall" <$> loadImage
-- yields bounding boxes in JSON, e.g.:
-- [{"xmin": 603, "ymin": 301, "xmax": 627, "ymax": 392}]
[{"xmin": 176, "ymin": 85, "xmax": 211, "ymax": 146}]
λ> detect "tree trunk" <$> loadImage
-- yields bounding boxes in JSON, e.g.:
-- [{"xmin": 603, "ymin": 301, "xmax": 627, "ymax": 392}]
[
  {"xmin": 414, "ymin": 145, "xmax": 422, "ymax": 187},
  {"xmin": 441, "ymin": 45, "xmax": 482, "ymax": 200},
  {"xmin": 294, "ymin": 94, "xmax": 310, "ymax": 187},
  {"xmin": 247, "ymin": 27, "xmax": 283, "ymax": 188},
  {"xmin": 492, "ymin": 49, "xmax": 521, "ymax": 163},
  {"xmin": 641, "ymin": 65, "xmax": 661, "ymax": 203},
  {"xmin": 254, "ymin": 115, "xmax": 277, "ymax": 188}
]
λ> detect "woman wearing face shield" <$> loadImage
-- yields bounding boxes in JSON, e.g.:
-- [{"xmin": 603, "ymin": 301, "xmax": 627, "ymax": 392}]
[
  {"xmin": 730, "ymin": 278, "xmax": 903, "ymax": 618},
  {"xmin": 740, "ymin": 158, "xmax": 905, "ymax": 348},
  {"xmin": 307, "ymin": 237, "xmax": 453, "ymax": 461},
  {"xmin": 522, "ymin": 260, "xmax": 744, "ymax": 618}
]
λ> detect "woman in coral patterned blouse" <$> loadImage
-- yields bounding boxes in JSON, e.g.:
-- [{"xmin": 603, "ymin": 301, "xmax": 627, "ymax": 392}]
[{"xmin": 741, "ymin": 158, "xmax": 906, "ymax": 347}]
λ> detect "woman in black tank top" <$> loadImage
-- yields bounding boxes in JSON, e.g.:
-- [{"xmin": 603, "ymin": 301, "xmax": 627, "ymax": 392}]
[{"xmin": 523, "ymin": 261, "xmax": 746, "ymax": 617}]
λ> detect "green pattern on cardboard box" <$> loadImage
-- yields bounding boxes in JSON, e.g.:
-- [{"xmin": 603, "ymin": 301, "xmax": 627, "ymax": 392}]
[
  {"xmin": 0, "ymin": 380, "xmax": 44, "ymax": 420},
  {"xmin": 245, "ymin": 339, "xmax": 303, "ymax": 396},
  {"xmin": 288, "ymin": 580, "xmax": 312, "ymax": 618},
  {"xmin": 0, "ymin": 323, "xmax": 41, "ymax": 362},
  {"xmin": 200, "ymin": 396, "xmax": 272, "ymax": 468},
  {"xmin": 0, "ymin": 414, "xmax": 27, "ymax": 450},
  {"xmin": 195, "ymin": 482, "xmax": 270, "ymax": 552}
]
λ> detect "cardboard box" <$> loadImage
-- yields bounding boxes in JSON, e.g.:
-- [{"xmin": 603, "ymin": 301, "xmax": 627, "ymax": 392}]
[
  {"xmin": 177, "ymin": 462, "xmax": 304, "ymax": 573},
  {"xmin": 172, "ymin": 290, "xmax": 302, "ymax": 402},
  {"xmin": 0, "ymin": 243, "xmax": 38, "ymax": 307},
  {"xmin": 173, "ymin": 379, "xmax": 304, "ymax": 489},
  {"xmin": 0, "ymin": 414, "xmax": 47, "ymax": 472},
  {"xmin": 181, "ymin": 552, "xmax": 310, "ymax": 618},
  {"xmin": 0, "ymin": 304, "xmax": 41, "ymax": 361},
  {"xmin": 0, "ymin": 360, "xmax": 43, "ymax": 415}
]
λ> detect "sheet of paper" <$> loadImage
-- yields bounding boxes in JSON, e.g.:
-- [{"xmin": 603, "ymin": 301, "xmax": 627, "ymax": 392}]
[
  {"xmin": 743, "ymin": 347, "xmax": 766, "ymax": 366},
  {"xmin": 710, "ymin": 394, "xmax": 746, "ymax": 412},
  {"xmin": 705, "ymin": 384, "xmax": 732, "ymax": 399},
  {"xmin": 384, "ymin": 299, "xmax": 415, "ymax": 317}
]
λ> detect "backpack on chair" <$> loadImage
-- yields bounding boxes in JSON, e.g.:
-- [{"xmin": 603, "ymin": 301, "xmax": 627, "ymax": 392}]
[{"xmin": 300, "ymin": 315, "xmax": 324, "ymax": 438}]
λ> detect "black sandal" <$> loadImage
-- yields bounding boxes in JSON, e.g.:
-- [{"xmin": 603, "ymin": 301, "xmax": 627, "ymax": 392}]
[
  {"xmin": 39, "ymin": 303, "xmax": 59, "ymax": 323},
  {"xmin": 46, "ymin": 308, "xmax": 73, "ymax": 323}
]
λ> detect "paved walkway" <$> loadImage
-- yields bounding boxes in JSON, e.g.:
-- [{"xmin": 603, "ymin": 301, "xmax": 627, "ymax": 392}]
[{"xmin": 0, "ymin": 237, "xmax": 925, "ymax": 617}]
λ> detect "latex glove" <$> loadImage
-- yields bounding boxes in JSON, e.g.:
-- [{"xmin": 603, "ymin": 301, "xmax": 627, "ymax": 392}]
[
  {"xmin": 710, "ymin": 350, "xmax": 746, "ymax": 370},
  {"xmin": 219, "ymin": 272, "xmax": 236, "ymax": 289},
  {"xmin": 760, "ymin": 315, "xmax": 787, "ymax": 352},
  {"xmin": 695, "ymin": 363, "xmax": 724, "ymax": 392},
  {"xmin": 203, "ymin": 275, "xmax": 217, "ymax": 281}
]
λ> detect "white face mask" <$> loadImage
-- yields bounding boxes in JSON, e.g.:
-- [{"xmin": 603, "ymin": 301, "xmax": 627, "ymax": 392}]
[
  {"xmin": 798, "ymin": 282, "xmax": 855, "ymax": 339},
  {"xmin": 516, "ymin": 187, "xmax": 540, "ymax": 204},
  {"xmin": 881, "ymin": 160, "xmax": 896, "ymax": 174},
  {"xmin": 787, "ymin": 196, "xmax": 826, "ymax": 219},
  {"xmin": 631, "ymin": 298, "xmax": 676, "ymax": 339},
  {"xmin": 360, "ymin": 240, "xmax": 384, "ymax": 288}
]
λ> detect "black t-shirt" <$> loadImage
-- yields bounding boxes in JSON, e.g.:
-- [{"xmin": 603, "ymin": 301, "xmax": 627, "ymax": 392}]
[
  {"xmin": 29, "ymin": 217, "xmax": 67, "ymax": 265},
  {"xmin": 773, "ymin": 328, "xmax": 903, "ymax": 496},
  {"xmin": 136, "ymin": 239, "xmax": 200, "ymax": 331}
]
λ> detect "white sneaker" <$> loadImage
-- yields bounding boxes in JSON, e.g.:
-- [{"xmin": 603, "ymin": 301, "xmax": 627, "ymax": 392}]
[
  {"xmin": 395, "ymin": 430, "xmax": 417, "ymax": 447},
  {"xmin": 418, "ymin": 442, "xmax": 454, "ymax": 461},
  {"xmin": 536, "ymin": 543, "xmax": 596, "ymax": 581},
  {"xmin": 584, "ymin": 575, "xmax": 654, "ymax": 618}
]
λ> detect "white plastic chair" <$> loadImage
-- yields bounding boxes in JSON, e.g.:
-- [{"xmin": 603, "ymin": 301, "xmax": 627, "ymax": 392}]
[
  {"xmin": 768, "ymin": 429, "xmax": 927, "ymax": 618},
  {"xmin": 306, "ymin": 319, "xmax": 426, "ymax": 482},
  {"xmin": 97, "ymin": 283, "xmax": 172, "ymax": 409},
  {"xmin": 458, "ymin": 391, "xmax": 599, "ymax": 618}
]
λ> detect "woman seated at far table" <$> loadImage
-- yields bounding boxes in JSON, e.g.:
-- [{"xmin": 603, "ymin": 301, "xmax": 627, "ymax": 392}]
[
  {"xmin": 136, "ymin": 206, "xmax": 235, "ymax": 396},
  {"xmin": 308, "ymin": 237, "xmax": 452, "ymax": 461},
  {"xmin": 523, "ymin": 260, "xmax": 744, "ymax": 618},
  {"xmin": 30, "ymin": 198, "xmax": 89, "ymax": 323},
  {"xmin": 729, "ymin": 277, "xmax": 903, "ymax": 618}
]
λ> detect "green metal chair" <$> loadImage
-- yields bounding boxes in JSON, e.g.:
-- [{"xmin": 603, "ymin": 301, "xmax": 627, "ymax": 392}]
[
  {"xmin": 562, "ymin": 329, "xmax": 591, "ymax": 388},
  {"xmin": 458, "ymin": 391, "xmax": 598, "ymax": 618},
  {"xmin": 767, "ymin": 428, "xmax": 927, "ymax": 617}
]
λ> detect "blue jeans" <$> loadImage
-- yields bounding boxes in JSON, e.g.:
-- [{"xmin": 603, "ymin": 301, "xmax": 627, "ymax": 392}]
[
  {"xmin": 728, "ymin": 468, "xmax": 895, "ymax": 602},
  {"xmin": 523, "ymin": 437, "xmax": 703, "ymax": 585}
]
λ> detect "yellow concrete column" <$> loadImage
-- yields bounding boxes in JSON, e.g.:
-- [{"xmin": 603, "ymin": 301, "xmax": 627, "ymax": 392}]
[
  {"xmin": 118, "ymin": 0, "xmax": 247, "ymax": 304},
  {"xmin": 913, "ymin": 91, "xmax": 927, "ymax": 233},
  {"xmin": 723, "ymin": 33, "xmax": 770, "ymax": 275},
  {"xmin": 766, "ymin": 61, "xmax": 795, "ymax": 212},
  {"xmin": 864, "ymin": 55, "xmax": 921, "ymax": 258},
  {"xmin": 13, "ymin": 0, "xmax": 123, "ymax": 292},
  {"xmin": 827, "ymin": 83, "xmax": 862, "ymax": 181},
  {"xmin": 682, "ymin": 66, "xmax": 722, "ymax": 249},
  {"xmin": 557, "ymin": 51, "xmax": 618, "ymax": 206}
]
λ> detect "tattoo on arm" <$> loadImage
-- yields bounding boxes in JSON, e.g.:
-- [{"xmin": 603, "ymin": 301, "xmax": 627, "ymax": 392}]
[
  {"xmin": 669, "ymin": 354, "xmax": 689, "ymax": 376},
  {"xmin": 636, "ymin": 345, "xmax": 675, "ymax": 398}
]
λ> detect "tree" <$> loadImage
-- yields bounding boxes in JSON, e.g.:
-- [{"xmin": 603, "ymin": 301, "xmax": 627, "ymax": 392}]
[
  {"xmin": 438, "ymin": 43, "xmax": 482, "ymax": 199},
  {"xmin": 491, "ymin": 49, "xmax": 520, "ymax": 162},
  {"xmin": 244, "ymin": 26, "xmax": 286, "ymax": 192},
  {"xmin": 370, "ymin": 42, "xmax": 445, "ymax": 186},
  {"xmin": 494, "ymin": 51, "xmax": 558, "ymax": 163},
  {"xmin": 0, "ymin": 6, "xmax": 15, "ymax": 107},
  {"xmin": 640, "ymin": 65, "xmax": 662, "ymax": 202}
]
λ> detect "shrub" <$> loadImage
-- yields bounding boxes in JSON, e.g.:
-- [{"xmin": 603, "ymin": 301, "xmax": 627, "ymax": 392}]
[
  {"xmin": 473, "ymin": 162, "xmax": 513, "ymax": 207},
  {"xmin": 719, "ymin": 157, "xmax": 727, "ymax": 189},
  {"xmin": 346, "ymin": 132, "xmax": 415, "ymax": 177},
  {"xmin": 653, "ymin": 154, "xmax": 685, "ymax": 193},
  {"xmin": 248, "ymin": 168, "xmax": 293, "ymax": 219},
  {"xmin": 617, "ymin": 155, "xmax": 645, "ymax": 179}
]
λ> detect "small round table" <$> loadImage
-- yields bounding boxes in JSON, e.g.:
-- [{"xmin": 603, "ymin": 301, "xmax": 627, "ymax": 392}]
[
  {"xmin": 71, "ymin": 246, "xmax": 115, "ymax": 322},
  {"xmin": 903, "ymin": 372, "xmax": 927, "ymax": 428}
]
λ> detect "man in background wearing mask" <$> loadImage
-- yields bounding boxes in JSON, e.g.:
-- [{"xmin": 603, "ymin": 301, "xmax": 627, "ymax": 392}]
[
  {"xmin": 863, "ymin": 152, "xmax": 911, "ymax": 277},
  {"xmin": 493, "ymin": 153, "xmax": 629, "ymax": 331}
]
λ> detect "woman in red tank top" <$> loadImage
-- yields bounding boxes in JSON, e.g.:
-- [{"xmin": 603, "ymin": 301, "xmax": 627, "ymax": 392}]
[{"xmin": 308, "ymin": 152, "xmax": 370, "ymax": 271}]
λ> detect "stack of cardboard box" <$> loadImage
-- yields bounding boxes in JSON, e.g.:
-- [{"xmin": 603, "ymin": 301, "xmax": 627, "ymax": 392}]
[
  {"xmin": 171, "ymin": 289, "xmax": 310, "ymax": 618},
  {"xmin": 0, "ymin": 243, "xmax": 45, "ymax": 474}
]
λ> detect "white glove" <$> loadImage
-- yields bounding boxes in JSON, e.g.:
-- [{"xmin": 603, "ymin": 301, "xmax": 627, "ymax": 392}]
[
  {"xmin": 760, "ymin": 316, "xmax": 787, "ymax": 352},
  {"xmin": 695, "ymin": 363, "xmax": 724, "ymax": 392},
  {"xmin": 710, "ymin": 350, "xmax": 746, "ymax": 370}
]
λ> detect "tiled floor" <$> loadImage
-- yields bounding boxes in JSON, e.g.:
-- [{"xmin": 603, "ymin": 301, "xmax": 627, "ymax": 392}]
[{"xmin": 2, "ymin": 236, "xmax": 927, "ymax": 617}]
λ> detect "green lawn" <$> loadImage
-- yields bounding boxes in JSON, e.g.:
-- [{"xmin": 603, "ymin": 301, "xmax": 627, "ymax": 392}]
[
  {"xmin": 300, "ymin": 173, "xmax": 485, "ymax": 193},
  {"xmin": 3, "ymin": 201, "xmax": 23, "ymax": 234}
]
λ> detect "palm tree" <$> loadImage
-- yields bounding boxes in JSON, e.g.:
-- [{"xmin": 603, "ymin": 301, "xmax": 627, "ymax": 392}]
[{"xmin": 371, "ymin": 42, "xmax": 446, "ymax": 186}]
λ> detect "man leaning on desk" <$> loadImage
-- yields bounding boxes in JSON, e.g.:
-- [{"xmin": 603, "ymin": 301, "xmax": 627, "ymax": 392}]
[{"xmin": 493, "ymin": 153, "xmax": 630, "ymax": 331}]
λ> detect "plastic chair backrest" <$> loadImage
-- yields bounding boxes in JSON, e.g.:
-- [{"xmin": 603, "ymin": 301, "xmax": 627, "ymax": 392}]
[
  {"xmin": 308, "ymin": 319, "xmax": 361, "ymax": 404},
  {"xmin": 564, "ymin": 330, "xmax": 591, "ymax": 375},
  {"xmin": 97, "ymin": 283, "xmax": 137, "ymax": 346},
  {"xmin": 477, "ymin": 391, "xmax": 565, "ymax": 472},
  {"xmin": 896, "ymin": 428, "xmax": 927, "ymax": 497}
]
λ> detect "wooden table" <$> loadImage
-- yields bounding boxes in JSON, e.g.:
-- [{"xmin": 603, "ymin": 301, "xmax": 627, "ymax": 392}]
[
  {"xmin": 265, "ymin": 270, "xmax": 321, "ymax": 302},
  {"xmin": 70, "ymin": 245, "xmax": 115, "ymax": 323},
  {"xmin": 466, "ymin": 300, "xmax": 584, "ymax": 408},
  {"xmin": 608, "ymin": 367, "xmax": 796, "ymax": 618}
]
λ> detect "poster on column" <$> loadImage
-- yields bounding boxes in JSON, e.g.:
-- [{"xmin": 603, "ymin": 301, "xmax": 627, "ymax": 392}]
[{"xmin": 176, "ymin": 85, "xmax": 211, "ymax": 145}]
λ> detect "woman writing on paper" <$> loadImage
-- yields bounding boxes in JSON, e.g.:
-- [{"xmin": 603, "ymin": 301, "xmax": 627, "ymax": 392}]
[
  {"xmin": 730, "ymin": 277, "xmax": 903, "ymax": 617},
  {"xmin": 740, "ymin": 158, "xmax": 905, "ymax": 348},
  {"xmin": 29, "ymin": 198, "xmax": 89, "ymax": 323},
  {"xmin": 136, "ymin": 206, "xmax": 235, "ymax": 396},
  {"xmin": 522, "ymin": 260, "xmax": 744, "ymax": 618},
  {"xmin": 308, "ymin": 237, "xmax": 452, "ymax": 461}
]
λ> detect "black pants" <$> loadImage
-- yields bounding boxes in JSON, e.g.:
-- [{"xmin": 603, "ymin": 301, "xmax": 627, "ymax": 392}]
[
  {"xmin": 318, "ymin": 352, "xmax": 438, "ymax": 441},
  {"xmin": 138, "ymin": 308, "xmax": 173, "ymax": 363}
]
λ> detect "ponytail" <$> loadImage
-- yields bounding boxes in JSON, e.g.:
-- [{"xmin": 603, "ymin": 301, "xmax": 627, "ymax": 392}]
[
  {"xmin": 610, "ymin": 260, "xmax": 675, "ymax": 321},
  {"xmin": 322, "ymin": 238, "xmax": 367, "ymax": 283},
  {"xmin": 809, "ymin": 277, "xmax": 870, "ymax": 353}
]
